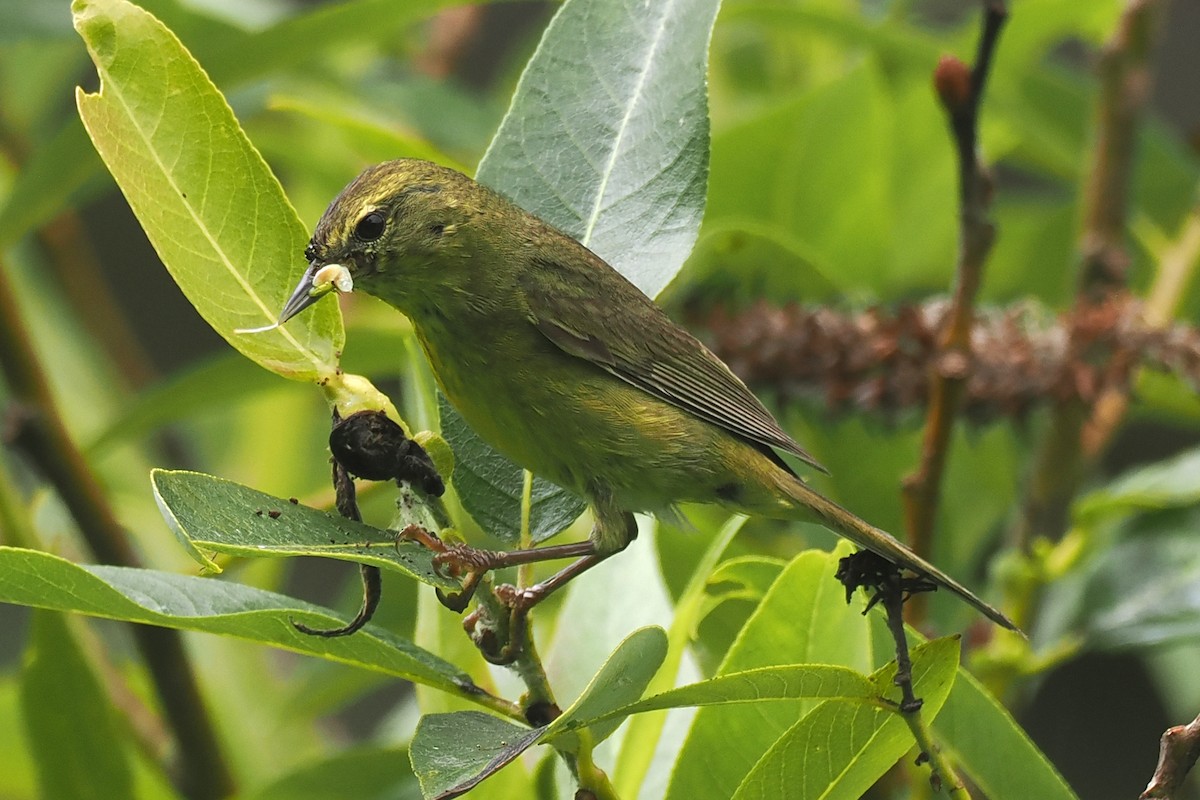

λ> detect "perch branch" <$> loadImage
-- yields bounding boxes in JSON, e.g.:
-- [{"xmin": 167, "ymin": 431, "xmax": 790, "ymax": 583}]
[
  {"xmin": 1141, "ymin": 712, "xmax": 1200, "ymax": 799},
  {"xmin": 900, "ymin": 0, "xmax": 1006, "ymax": 627}
]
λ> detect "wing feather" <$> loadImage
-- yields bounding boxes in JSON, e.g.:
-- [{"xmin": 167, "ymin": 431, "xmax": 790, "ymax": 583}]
[{"xmin": 521, "ymin": 253, "xmax": 826, "ymax": 474}]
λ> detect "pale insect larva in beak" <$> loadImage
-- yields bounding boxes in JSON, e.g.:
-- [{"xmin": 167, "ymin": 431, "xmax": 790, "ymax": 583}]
[{"xmin": 235, "ymin": 264, "xmax": 354, "ymax": 334}]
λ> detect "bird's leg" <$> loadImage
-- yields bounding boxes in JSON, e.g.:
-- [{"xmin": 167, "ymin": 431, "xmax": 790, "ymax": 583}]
[
  {"xmin": 395, "ymin": 527, "xmax": 598, "ymax": 611},
  {"xmin": 403, "ymin": 496, "xmax": 637, "ymax": 616},
  {"xmin": 435, "ymin": 539, "xmax": 598, "ymax": 574},
  {"xmin": 493, "ymin": 503, "xmax": 635, "ymax": 615},
  {"xmin": 494, "ymin": 551, "xmax": 609, "ymax": 611}
]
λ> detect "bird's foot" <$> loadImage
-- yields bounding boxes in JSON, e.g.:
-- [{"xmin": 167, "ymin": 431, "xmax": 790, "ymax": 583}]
[
  {"xmin": 835, "ymin": 550, "xmax": 938, "ymax": 612},
  {"xmin": 394, "ymin": 525, "xmax": 486, "ymax": 611}
]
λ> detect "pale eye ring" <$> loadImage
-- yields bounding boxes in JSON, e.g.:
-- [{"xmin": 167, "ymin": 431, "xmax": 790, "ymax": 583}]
[{"xmin": 355, "ymin": 211, "xmax": 386, "ymax": 241}]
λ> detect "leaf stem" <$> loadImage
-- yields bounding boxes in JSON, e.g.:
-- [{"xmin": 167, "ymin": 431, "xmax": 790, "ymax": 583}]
[
  {"xmin": 574, "ymin": 728, "xmax": 622, "ymax": 800},
  {"xmin": 519, "ymin": 468, "xmax": 534, "ymax": 588}
]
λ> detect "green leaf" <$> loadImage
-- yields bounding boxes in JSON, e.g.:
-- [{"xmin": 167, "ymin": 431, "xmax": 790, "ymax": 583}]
[
  {"xmin": 151, "ymin": 469, "xmax": 457, "ymax": 589},
  {"xmin": 664, "ymin": 545, "xmax": 872, "ymax": 800},
  {"xmin": 266, "ymin": 90, "xmax": 467, "ymax": 168},
  {"xmin": 0, "ymin": 547, "xmax": 474, "ymax": 696},
  {"xmin": 669, "ymin": 223, "xmax": 839, "ymax": 307},
  {"xmin": 411, "ymin": 712, "xmax": 540, "ymax": 800},
  {"xmin": 1075, "ymin": 445, "xmax": 1200, "ymax": 522},
  {"xmin": 410, "ymin": 627, "xmax": 668, "ymax": 799},
  {"xmin": 245, "ymin": 745, "xmax": 420, "ymax": 800},
  {"xmin": 477, "ymin": 0, "xmax": 720, "ymax": 299},
  {"xmin": 160, "ymin": 0, "xmax": 479, "ymax": 88},
  {"xmin": 0, "ymin": 118, "xmax": 105, "ymax": 248},
  {"xmin": 546, "ymin": 626, "xmax": 669, "ymax": 746},
  {"xmin": 934, "ymin": 663, "xmax": 1079, "ymax": 800},
  {"xmin": 707, "ymin": 65, "xmax": 894, "ymax": 293},
  {"xmin": 698, "ymin": 555, "xmax": 789, "ymax": 624},
  {"xmin": 1071, "ymin": 510, "xmax": 1200, "ymax": 650},
  {"xmin": 20, "ymin": 612, "xmax": 134, "ymax": 800},
  {"xmin": 589, "ymin": 664, "xmax": 875, "ymax": 728},
  {"xmin": 85, "ymin": 350, "xmax": 281, "ymax": 455},
  {"xmin": 612, "ymin": 516, "xmax": 749, "ymax": 795},
  {"xmin": 72, "ymin": 0, "xmax": 342, "ymax": 381},
  {"xmin": 437, "ymin": 394, "xmax": 585, "ymax": 545},
  {"xmin": 730, "ymin": 637, "xmax": 960, "ymax": 800}
]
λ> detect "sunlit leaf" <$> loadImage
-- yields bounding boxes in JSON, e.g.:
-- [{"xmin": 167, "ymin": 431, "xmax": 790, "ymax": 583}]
[
  {"xmin": 730, "ymin": 637, "xmax": 959, "ymax": 800},
  {"xmin": 73, "ymin": 0, "xmax": 341, "ymax": 380}
]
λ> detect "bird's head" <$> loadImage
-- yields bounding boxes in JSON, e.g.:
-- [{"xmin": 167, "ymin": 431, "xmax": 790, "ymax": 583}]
[{"xmin": 278, "ymin": 159, "xmax": 481, "ymax": 324}]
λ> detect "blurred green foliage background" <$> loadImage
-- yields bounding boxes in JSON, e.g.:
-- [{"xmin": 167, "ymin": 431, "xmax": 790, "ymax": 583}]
[{"xmin": 2, "ymin": 1, "xmax": 1200, "ymax": 798}]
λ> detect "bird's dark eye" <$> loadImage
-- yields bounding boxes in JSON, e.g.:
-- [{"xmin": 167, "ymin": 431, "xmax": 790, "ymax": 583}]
[{"xmin": 355, "ymin": 211, "xmax": 386, "ymax": 242}]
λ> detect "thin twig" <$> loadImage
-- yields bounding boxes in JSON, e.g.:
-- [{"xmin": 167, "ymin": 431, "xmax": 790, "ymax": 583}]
[
  {"xmin": 1012, "ymin": 0, "xmax": 1164, "ymax": 555},
  {"xmin": 880, "ymin": 575, "xmax": 970, "ymax": 798},
  {"xmin": 0, "ymin": 258, "xmax": 236, "ymax": 799},
  {"xmin": 900, "ymin": 0, "xmax": 1007, "ymax": 627},
  {"xmin": 1141, "ymin": 712, "xmax": 1200, "ymax": 799}
]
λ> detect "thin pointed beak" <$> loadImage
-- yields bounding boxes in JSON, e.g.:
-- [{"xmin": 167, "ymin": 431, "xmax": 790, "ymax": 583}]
[
  {"xmin": 278, "ymin": 262, "xmax": 326, "ymax": 324},
  {"xmin": 278, "ymin": 262, "xmax": 353, "ymax": 324}
]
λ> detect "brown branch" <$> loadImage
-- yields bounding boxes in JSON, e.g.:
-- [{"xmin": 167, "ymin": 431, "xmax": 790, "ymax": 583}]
[
  {"xmin": 1141, "ymin": 712, "xmax": 1200, "ymax": 799},
  {"xmin": 901, "ymin": 1, "xmax": 1006, "ymax": 627},
  {"xmin": 1013, "ymin": 0, "xmax": 1164, "ymax": 552},
  {"xmin": 0, "ymin": 258, "xmax": 236, "ymax": 799},
  {"xmin": 696, "ymin": 297, "xmax": 1200, "ymax": 422}
]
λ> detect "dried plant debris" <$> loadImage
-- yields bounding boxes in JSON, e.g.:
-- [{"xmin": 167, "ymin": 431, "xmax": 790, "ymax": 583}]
[{"xmin": 696, "ymin": 296, "xmax": 1200, "ymax": 421}]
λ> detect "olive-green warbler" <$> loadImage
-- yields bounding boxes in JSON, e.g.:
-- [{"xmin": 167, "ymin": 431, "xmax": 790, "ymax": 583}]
[{"xmin": 276, "ymin": 159, "xmax": 1015, "ymax": 631}]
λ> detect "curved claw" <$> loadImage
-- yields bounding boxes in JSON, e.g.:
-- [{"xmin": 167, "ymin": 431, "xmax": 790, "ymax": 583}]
[{"xmin": 432, "ymin": 543, "xmax": 505, "ymax": 575}]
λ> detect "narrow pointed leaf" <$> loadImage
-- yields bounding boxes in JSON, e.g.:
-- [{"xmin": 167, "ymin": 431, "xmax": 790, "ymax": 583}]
[
  {"xmin": 410, "ymin": 627, "xmax": 668, "ymax": 798},
  {"xmin": 934, "ymin": 664, "xmax": 1079, "ymax": 800},
  {"xmin": 582, "ymin": 664, "xmax": 875, "ymax": 730},
  {"xmin": 0, "ymin": 547, "xmax": 478, "ymax": 696},
  {"xmin": 665, "ymin": 546, "xmax": 872, "ymax": 800}
]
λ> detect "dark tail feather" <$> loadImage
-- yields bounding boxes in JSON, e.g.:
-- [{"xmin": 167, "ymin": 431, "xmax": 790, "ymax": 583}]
[{"xmin": 784, "ymin": 479, "xmax": 1020, "ymax": 633}]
